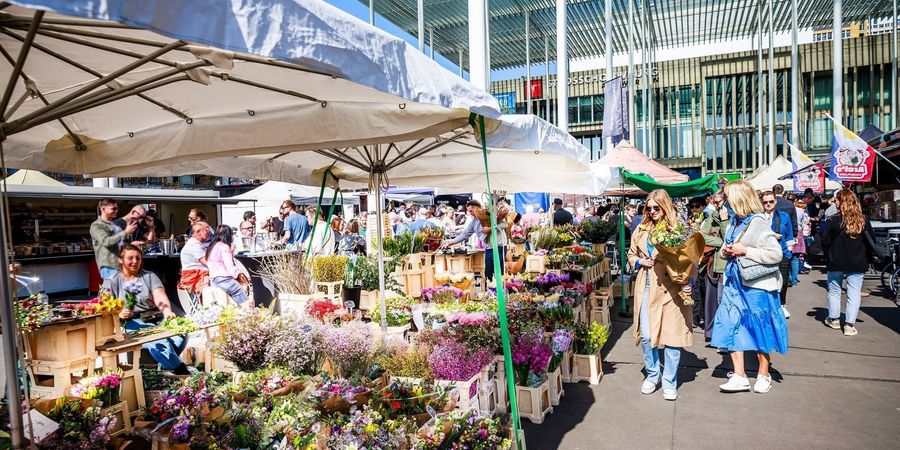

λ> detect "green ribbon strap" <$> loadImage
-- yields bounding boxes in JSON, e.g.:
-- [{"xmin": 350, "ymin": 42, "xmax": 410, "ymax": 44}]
[{"xmin": 305, "ymin": 169, "xmax": 340, "ymax": 257}]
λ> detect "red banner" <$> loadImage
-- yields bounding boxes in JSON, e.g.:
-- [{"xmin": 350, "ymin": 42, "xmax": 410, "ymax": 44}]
[
  {"xmin": 524, "ymin": 79, "xmax": 542, "ymax": 99},
  {"xmin": 793, "ymin": 164, "xmax": 825, "ymax": 193}
]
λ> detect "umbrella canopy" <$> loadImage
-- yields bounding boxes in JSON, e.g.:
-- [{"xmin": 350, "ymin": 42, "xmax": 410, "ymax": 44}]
[
  {"xmin": 0, "ymin": 0, "xmax": 500, "ymax": 175},
  {"xmin": 92, "ymin": 115, "xmax": 618, "ymax": 195},
  {"xmin": 596, "ymin": 140, "xmax": 689, "ymax": 184},
  {"xmin": 2, "ymin": 169, "xmax": 63, "ymax": 185}
]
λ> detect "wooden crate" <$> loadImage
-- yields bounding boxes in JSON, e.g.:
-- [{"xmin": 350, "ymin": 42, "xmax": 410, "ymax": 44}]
[
  {"xmin": 25, "ymin": 320, "xmax": 96, "ymax": 362},
  {"xmin": 590, "ymin": 308, "xmax": 611, "ymax": 329},
  {"xmin": 525, "ymin": 255, "xmax": 547, "ymax": 273},
  {"xmin": 493, "ymin": 355, "xmax": 510, "ymax": 414},
  {"xmin": 435, "ymin": 371, "xmax": 481, "ymax": 411},
  {"xmin": 469, "ymin": 252, "xmax": 485, "ymax": 278},
  {"xmin": 560, "ymin": 349, "xmax": 574, "ymax": 383},
  {"xmin": 101, "ymin": 401, "xmax": 132, "ymax": 437},
  {"xmin": 571, "ymin": 353, "xmax": 603, "ymax": 385},
  {"xmin": 118, "ymin": 370, "xmax": 146, "ymax": 417},
  {"xmin": 94, "ymin": 314, "xmax": 124, "ymax": 346},
  {"xmin": 27, "ymin": 354, "xmax": 97, "ymax": 399},
  {"xmin": 358, "ymin": 290, "xmax": 380, "ymax": 311},
  {"xmin": 547, "ymin": 367, "xmax": 564, "ymax": 406},
  {"xmin": 515, "ymin": 380, "xmax": 552, "ymax": 424}
]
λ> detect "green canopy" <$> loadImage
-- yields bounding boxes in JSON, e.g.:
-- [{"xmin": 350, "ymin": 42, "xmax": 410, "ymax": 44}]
[{"xmin": 620, "ymin": 170, "xmax": 740, "ymax": 198}]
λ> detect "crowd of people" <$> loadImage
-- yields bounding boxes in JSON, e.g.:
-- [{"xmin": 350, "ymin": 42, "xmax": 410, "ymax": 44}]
[{"xmin": 630, "ymin": 181, "xmax": 875, "ymax": 401}]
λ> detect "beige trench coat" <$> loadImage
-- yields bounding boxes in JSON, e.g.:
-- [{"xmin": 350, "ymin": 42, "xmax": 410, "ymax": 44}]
[{"xmin": 627, "ymin": 227, "xmax": 694, "ymax": 348}]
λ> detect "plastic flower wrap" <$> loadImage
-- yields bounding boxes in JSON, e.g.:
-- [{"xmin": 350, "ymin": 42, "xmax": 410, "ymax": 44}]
[
  {"xmin": 322, "ymin": 320, "xmax": 373, "ymax": 377},
  {"xmin": 70, "ymin": 370, "xmax": 123, "ymax": 407},
  {"xmin": 15, "ymin": 294, "xmax": 51, "ymax": 332},
  {"xmin": 323, "ymin": 406, "xmax": 416, "ymax": 449},
  {"xmin": 547, "ymin": 328, "xmax": 574, "ymax": 372},
  {"xmin": 574, "ymin": 322, "xmax": 610, "ymax": 355},
  {"xmin": 414, "ymin": 409, "xmax": 512, "ymax": 450},
  {"xmin": 646, "ymin": 220, "xmax": 705, "ymax": 306},
  {"xmin": 36, "ymin": 398, "xmax": 117, "ymax": 450}
]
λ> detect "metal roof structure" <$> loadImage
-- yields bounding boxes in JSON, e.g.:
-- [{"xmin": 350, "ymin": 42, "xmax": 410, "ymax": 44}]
[{"xmin": 362, "ymin": 0, "xmax": 898, "ymax": 71}]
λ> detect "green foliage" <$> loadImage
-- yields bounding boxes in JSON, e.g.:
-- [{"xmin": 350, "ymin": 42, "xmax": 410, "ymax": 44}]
[
  {"xmin": 354, "ymin": 255, "xmax": 404, "ymax": 294},
  {"xmin": 378, "ymin": 231, "xmax": 426, "ymax": 258},
  {"xmin": 370, "ymin": 297, "xmax": 415, "ymax": 327},
  {"xmin": 574, "ymin": 322, "xmax": 610, "ymax": 354},
  {"xmin": 529, "ymin": 227, "xmax": 560, "ymax": 251},
  {"xmin": 580, "ymin": 219, "xmax": 618, "ymax": 244}
]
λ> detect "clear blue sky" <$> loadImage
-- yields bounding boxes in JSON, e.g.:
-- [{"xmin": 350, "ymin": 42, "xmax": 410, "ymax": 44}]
[{"xmin": 324, "ymin": 0, "xmax": 542, "ymax": 81}]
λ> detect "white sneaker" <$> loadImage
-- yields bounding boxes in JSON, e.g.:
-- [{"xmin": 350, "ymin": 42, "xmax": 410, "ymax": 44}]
[
  {"xmin": 662, "ymin": 388, "xmax": 678, "ymax": 401},
  {"xmin": 641, "ymin": 378, "xmax": 659, "ymax": 395},
  {"xmin": 719, "ymin": 374, "xmax": 750, "ymax": 392},
  {"xmin": 803, "ymin": 262, "xmax": 812, "ymax": 270},
  {"xmin": 753, "ymin": 375, "xmax": 772, "ymax": 393},
  {"xmin": 781, "ymin": 305, "xmax": 790, "ymax": 319}
]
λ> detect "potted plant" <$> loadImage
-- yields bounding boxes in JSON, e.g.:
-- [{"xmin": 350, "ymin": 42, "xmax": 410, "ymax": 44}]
[
  {"xmin": 421, "ymin": 227, "xmax": 444, "ymax": 252},
  {"xmin": 321, "ymin": 320, "xmax": 374, "ymax": 378},
  {"xmin": 256, "ymin": 251, "xmax": 314, "ymax": 314},
  {"xmin": 212, "ymin": 309, "xmax": 278, "ymax": 374},
  {"xmin": 355, "ymin": 255, "xmax": 403, "ymax": 311},
  {"xmin": 370, "ymin": 296, "xmax": 414, "ymax": 339},
  {"xmin": 510, "ymin": 329, "xmax": 553, "ymax": 424},
  {"xmin": 572, "ymin": 321, "xmax": 610, "ymax": 385},
  {"xmin": 342, "ymin": 256, "xmax": 362, "ymax": 307},
  {"xmin": 265, "ymin": 316, "xmax": 325, "ymax": 376},
  {"xmin": 579, "ymin": 218, "xmax": 617, "ymax": 250},
  {"xmin": 313, "ymin": 255, "xmax": 349, "ymax": 299}
]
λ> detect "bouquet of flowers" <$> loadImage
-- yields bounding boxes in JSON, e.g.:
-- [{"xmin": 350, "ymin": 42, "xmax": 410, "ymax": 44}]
[
  {"xmin": 511, "ymin": 330, "xmax": 553, "ymax": 387},
  {"xmin": 414, "ymin": 410, "xmax": 512, "ymax": 450},
  {"xmin": 428, "ymin": 338, "xmax": 494, "ymax": 383},
  {"xmin": 34, "ymin": 398, "xmax": 117, "ymax": 450},
  {"xmin": 321, "ymin": 320, "xmax": 373, "ymax": 377},
  {"xmin": 646, "ymin": 220, "xmax": 705, "ymax": 305},
  {"xmin": 538, "ymin": 302, "xmax": 575, "ymax": 331},
  {"xmin": 70, "ymin": 370, "xmax": 123, "ymax": 407},
  {"xmin": 574, "ymin": 322, "xmax": 610, "ymax": 355},
  {"xmin": 146, "ymin": 379, "xmax": 224, "ymax": 447},
  {"xmin": 547, "ymin": 328, "xmax": 574, "ymax": 372},
  {"xmin": 371, "ymin": 296, "xmax": 414, "ymax": 327},
  {"xmin": 122, "ymin": 279, "xmax": 143, "ymax": 310},
  {"xmin": 213, "ymin": 309, "xmax": 277, "ymax": 371},
  {"xmin": 422, "ymin": 285, "xmax": 465, "ymax": 303},
  {"xmin": 265, "ymin": 316, "xmax": 324, "ymax": 376},
  {"xmin": 323, "ymin": 406, "xmax": 416, "ymax": 449},
  {"xmin": 61, "ymin": 288, "xmax": 123, "ymax": 316},
  {"xmin": 312, "ymin": 377, "xmax": 373, "ymax": 414},
  {"xmin": 15, "ymin": 294, "xmax": 51, "ymax": 332},
  {"xmin": 377, "ymin": 380, "xmax": 450, "ymax": 421}
]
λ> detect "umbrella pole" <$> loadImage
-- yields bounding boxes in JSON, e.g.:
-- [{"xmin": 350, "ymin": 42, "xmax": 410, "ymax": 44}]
[
  {"xmin": 619, "ymin": 193, "xmax": 630, "ymax": 317},
  {"xmin": 373, "ymin": 172, "xmax": 388, "ymax": 333}
]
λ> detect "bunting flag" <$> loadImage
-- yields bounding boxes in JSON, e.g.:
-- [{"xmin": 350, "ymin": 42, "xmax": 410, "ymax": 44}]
[
  {"xmin": 602, "ymin": 76, "xmax": 627, "ymax": 140},
  {"xmin": 788, "ymin": 142, "xmax": 825, "ymax": 193},
  {"xmin": 826, "ymin": 113, "xmax": 876, "ymax": 183}
]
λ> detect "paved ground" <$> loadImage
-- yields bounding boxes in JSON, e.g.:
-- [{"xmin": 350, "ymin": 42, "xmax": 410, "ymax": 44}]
[{"xmin": 522, "ymin": 268, "xmax": 900, "ymax": 449}]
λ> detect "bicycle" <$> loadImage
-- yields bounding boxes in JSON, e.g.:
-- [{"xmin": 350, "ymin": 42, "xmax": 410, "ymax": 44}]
[{"xmin": 879, "ymin": 238, "xmax": 900, "ymax": 296}]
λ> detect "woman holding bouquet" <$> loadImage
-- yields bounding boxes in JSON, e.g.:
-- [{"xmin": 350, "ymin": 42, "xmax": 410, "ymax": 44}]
[
  {"xmin": 712, "ymin": 180, "xmax": 788, "ymax": 394},
  {"xmin": 628, "ymin": 189, "xmax": 695, "ymax": 401}
]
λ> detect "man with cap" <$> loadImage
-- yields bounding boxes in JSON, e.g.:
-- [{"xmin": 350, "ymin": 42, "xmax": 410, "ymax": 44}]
[{"xmin": 552, "ymin": 198, "xmax": 574, "ymax": 226}]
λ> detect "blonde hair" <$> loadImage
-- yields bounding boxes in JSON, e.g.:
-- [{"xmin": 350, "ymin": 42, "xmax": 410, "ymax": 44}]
[
  {"xmin": 640, "ymin": 189, "xmax": 678, "ymax": 228},
  {"xmin": 835, "ymin": 189, "xmax": 864, "ymax": 237},
  {"xmin": 723, "ymin": 180, "xmax": 763, "ymax": 217}
]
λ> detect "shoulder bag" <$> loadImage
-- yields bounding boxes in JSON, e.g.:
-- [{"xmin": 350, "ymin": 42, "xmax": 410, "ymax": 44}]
[{"xmin": 734, "ymin": 216, "xmax": 779, "ymax": 282}]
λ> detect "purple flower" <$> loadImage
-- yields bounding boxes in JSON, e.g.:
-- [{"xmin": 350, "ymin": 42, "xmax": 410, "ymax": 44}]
[
  {"xmin": 429, "ymin": 339, "xmax": 493, "ymax": 381},
  {"xmin": 550, "ymin": 329, "xmax": 574, "ymax": 354},
  {"xmin": 171, "ymin": 417, "xmax": 190, "ymax": 442},
  {"xmin": 123, "ymin": 279, "xmax": 144, "ymax": 294}
]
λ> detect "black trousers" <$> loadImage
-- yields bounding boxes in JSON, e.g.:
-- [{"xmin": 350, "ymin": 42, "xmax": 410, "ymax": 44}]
[{"xmin": 778, "ymin": 259, "xmax": 791, "ymax": 305}]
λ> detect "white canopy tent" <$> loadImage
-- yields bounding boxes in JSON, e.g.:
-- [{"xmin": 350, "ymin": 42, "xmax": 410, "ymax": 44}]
[
  {"xmin": 747, "ymin": 155, "xmax": 842, "ymax": 192},
  {"xmin": 221, "ymin": 181, "xmax": 352, "ymax": 230}
]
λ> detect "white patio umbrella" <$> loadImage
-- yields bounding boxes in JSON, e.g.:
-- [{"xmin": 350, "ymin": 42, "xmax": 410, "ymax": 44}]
[{"xmin": 0, "ymin": 1, "xmax": 506, "ymax": 445}]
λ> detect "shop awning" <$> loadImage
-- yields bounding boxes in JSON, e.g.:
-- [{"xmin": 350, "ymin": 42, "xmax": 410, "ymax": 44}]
[
  {"xmin": 2, "ymin": 184, "xmax": 241, "ymax": 203},
  {"xmin": 621, "ymin": 170, "xmax": 728, "ymax": 198}
]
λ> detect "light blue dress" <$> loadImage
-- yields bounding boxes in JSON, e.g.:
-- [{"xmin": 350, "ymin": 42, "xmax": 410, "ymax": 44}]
[{"xmin": 711, "ymin": 215, "xmax": 789, "ymax": 354}]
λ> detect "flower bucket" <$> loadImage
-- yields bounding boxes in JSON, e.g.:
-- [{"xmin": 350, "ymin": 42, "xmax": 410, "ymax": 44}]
[
  {"xmin": 100, "ymin": 386, "xmax": 122, "ymax": 408},
  {"xmin": 548, "ymin": 367, "xmax": 564, "ymax": 406},
  {"xmin": 572, "ymin": 353, "xmax": 603, "ymax": 385}
]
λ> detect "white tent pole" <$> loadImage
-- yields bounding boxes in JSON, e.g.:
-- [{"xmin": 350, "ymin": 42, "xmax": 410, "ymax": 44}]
[
  {"xmin": 545, "ymin": 35, "xmax": 551, "ymax": 124},
  {"xmin": 627, "ymin": 0, "xmax": 635, "ymax": 140},
  {"xmin": 369, "ymin": 0, "xmax": 375, "ymax": 25},
  {"xmin": 525, "ymin": 10, "xmax": 531, "ymax": 115},
  {"xmin": 468, "ymin": 0, "xmax": 488, "ymax": 90},
  {"xmin": 833, "ymin": 0, "xmax": 842, "ymax": 125},
  {"xmin": 768, "ymin": 0, "xmax": 776, "ymax": 159},
  {"xmin": 556, "ymin": 0, "xmax": 568, "ymax": 131},
  {"xmin": 374, "ymin": 171, "xmax": 387, "ymax": 332},
  {"xmin": 417, "ymin": 0, "xmax": 425, "ymax": 52},
  {"xmin": 791, "ymin": 0, "xmax": 799, "ymax": 146},
  {"xmin": 605, "ymin": 0, "xmax": 613, "ymax": 151}
]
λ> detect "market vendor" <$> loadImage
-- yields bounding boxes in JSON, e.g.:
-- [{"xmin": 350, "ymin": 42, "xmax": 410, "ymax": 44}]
[
  {"xmin": 115, "ymin": 205, "xmax": 157, "ymax": 246},
  {"xmin": 104, "ymin": 244, "xmax": 190, "ymax": 375},
  {"xmin": 441, "ymin": 199, "xmax": 507, "ymax": 281}
]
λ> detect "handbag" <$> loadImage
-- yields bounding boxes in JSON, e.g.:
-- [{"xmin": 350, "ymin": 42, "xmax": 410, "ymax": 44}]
[{"xmin": 733, "ymin": 216, "xmax": 779, "ymax": 282}]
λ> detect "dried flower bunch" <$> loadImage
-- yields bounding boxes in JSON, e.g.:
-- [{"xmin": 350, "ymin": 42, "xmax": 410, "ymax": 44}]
[{"xmin": 255, "ymin": 250, "xmax": 313, "ymax": 295}]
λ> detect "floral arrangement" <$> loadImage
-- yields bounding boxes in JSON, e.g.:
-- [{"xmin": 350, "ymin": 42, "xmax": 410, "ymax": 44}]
[
  {"xmin": 648, "ymin": 220, "xmax": 694, "ymax": 248},
  {"xmin": 265, "ymin": 316, "xmax": 324, "ymax": 376},
  {"xmin": 148, "ymin": 379, "xmax": 223, "ymax": 447},
  {"xmin": 574, "ymin": 321, "xmax": 610, "ymax": 355},
  {"xmin": 307, "ymin": 297, "xmax": 342, "ymax": 322},
  {"xmin": 554, "ymin": 225, "xmax": 578, "ymax": 247},
  {"xmin": 262, "ymin": 394, "xmax": 320, "ymax": 448},
  {"xmin": 529, "ymin": 227, "xmax": 559, "ymax": 251},
  {"xmin": 432, "ymin": 298, "xmax": 497, "ymax": 314},
  {"xmin": 60, "ymin": 288, "xmax": 123, "ymax": 316},
  {"xmin": 324, "ymin": 406, "xmax": 416, "ymax": 449},
  {"xmin": 414, "ymin": 410, "xmax": 512, "ymax": 450},
  {"xmin": 547, "ymin": 328, "xmax": 574, "ymax": 372},
  {"xmin": 312, "ymin": 377, "xmax": 373, "ymax": 415},
  {"xmin": 646, "ymin": 219, "xmax": 704, "ymax": 305},
  {"xmin": 511, "ymin": 330, "xmax": 553, "ymax": 387},
  {"xmin": 377, "ymin": 380, "xmax": 449, "ymax": 418},
  {"xmin": 15, "ymin": 294, "xmax": 51, "ymax": 332},
  {"xmin": 230, "ymin": 367, "xmax": 302, "ymax": 399},
  {"xmin": 428, "ymin": 338, "xmax": 494, "ymax": 382},
  {"xmin": 122, "ymin": 279, "xmax": 143, "ymax": 310},
  {"xmin": 538, "ymin": 302, "xmax": 575, "ymax": 331},
  {"xmin": 35, "ymin": 398, "xmax": 117, "ymax": 450},
  {"xmin": 322, "ymin": 320, "xmax": 374, "ymax": 377},
  {"xmin": 422, "ymin": 285, "xmax": 465, "ymax": 303},
  {"xmin": 312, "ymin": 255, "xmax": 349, "ymax": 283},
  {"xmin": 371, "ymin": 296, "xmax": 414, "ymax": 327},
  {"xmin": 530, "ymin": 272, "xmax": 571, "ymax": 292},
  {"xmin": 446, "ymin": 311, "xmax": 490, "ymax": 326},
  {"xmin": 375, "ymin": 341, "xmax": 433, "ymax": 380},
  {"xmin": 70, "ymin": 370, "xmax": 123, "ymax": 407},
  {"xmin": 213, "ymin": 309, "xmax": 278, "ymax": 372},
  {"xmin": 579, "ymin": 218, "xmax": 617, "ymax": 244}
]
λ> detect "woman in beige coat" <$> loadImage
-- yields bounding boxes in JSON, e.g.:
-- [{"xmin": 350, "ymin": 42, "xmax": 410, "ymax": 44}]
[{"xmin": 628, "ymin": 189, "xmax": 695, "ymax": 401}]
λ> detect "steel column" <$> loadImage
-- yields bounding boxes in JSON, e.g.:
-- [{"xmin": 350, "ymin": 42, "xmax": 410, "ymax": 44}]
[
  {"xmin": 525, "ymin": 10, "xmax": 531, "ymax": 115},
  {"xmin": 556, "ymin": 0, "xmax": 569, "ymax": 131},
  {"xmin": 369, "ymin": 0, "xmax": 375, "ymax": 25},
  {"xmin": 467, "ymin": 0, "xmax": 488, "ymax": 90},
  {"xmin": 458, "ymin": 48, "xmax": 464, "ymax": 78},
  {"xmin": 545, "ymin": 35, "xmax": 551, "ymax": 124},
  {"xmin": 768, "ymin": 0, "xmax": 776, "ymax": 158},
  {"xmin": 892, "ymin": 0, "xmax": 898, "ymax": 129},
  {"xmin": 833, "ymin": 0, "xmax": 842, "ymax": 124},
  {"xmin": 429, "ymin": 26, "xmax": 434, "ymax": 59},
  {"xmin": 628, "ymin": 0, "xmax": 636, "ymax": 140},
  {"xmin": 757, "ymin": 0, "xmax": 765, "ymax": 167},
  {"xmin": 417, "ymin": 0, "xmax": 425, "ymax": 52},
  {"xmin": 791, "ymin": 0, "xmax": 800, "ymax": 146},
  {"xmin": 605, "ymin": 0, "xmax": 614, "ymax": 150}
]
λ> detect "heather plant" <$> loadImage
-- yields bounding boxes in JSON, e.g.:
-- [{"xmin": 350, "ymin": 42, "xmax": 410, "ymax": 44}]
[
  {"xmin": 213, "ymin": 309, "xmax": 278, "ymax": 372},
  {"xmin": 322, "ymin": 320, "xmax": 374, "ymax": 377},
  {"xmin": 547, "ymin": 328, "xmax": 574, "ymax": 372},
  {"xmin": 428, "ymin": 338, "xmax": 494, "ymax": 382},
  {"xmin": 265, "ymin": 315, "xmax": 325, "ymax": 376},
  {"xmin": 375, "ymin": 341, "xmax": 433, "ymax": 380}
]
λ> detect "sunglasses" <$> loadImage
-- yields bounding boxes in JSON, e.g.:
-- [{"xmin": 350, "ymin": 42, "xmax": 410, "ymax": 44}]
[
  {"xmin": 646, "ymin": 205, "xmax": 662, "ymax": 212},
  {"xmin": 763, "ymin": 200, "xmax": 776, "ymax": 205}
]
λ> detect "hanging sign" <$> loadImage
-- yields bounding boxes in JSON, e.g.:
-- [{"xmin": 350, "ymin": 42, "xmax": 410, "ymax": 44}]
[{"xmin": 826, "ymin": 113, "xmax": 876, "ymax": 183}]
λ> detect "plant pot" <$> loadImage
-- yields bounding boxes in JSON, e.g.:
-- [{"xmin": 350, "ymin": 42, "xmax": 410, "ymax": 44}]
[
  {"xmin": 547, "ymin": 367, "xmax": 564, "ymax": 406},
  {"xmin": 100, "ymin": 386, "xmax": 121, "ymax": 408},
  {"xmin": 277, "ymin": 292, "xmax": 315, "ymax": 315},
  {"xmin": 515, "ymin": 379, "xmax": 552, "ymax": 424},
  {"xmin": 342, "ymin": 286, "xmax": 361, "ymax": 308},
  {"xmin": 572, "ymin": 353, "xmax": 603, "ymax": 385},
  {"xmin": 435, "ymin": 371, "xmax": 481, "ymax": 411}
]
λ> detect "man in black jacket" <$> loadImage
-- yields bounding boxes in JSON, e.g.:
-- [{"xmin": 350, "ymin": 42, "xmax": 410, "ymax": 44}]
[
  {"xmin": 772, "ymin": 184, "xmax": 798, "ymax": 237},
  {"xmin": 552, "ymin": 198, "xmax": 574, "ymax": 226}
]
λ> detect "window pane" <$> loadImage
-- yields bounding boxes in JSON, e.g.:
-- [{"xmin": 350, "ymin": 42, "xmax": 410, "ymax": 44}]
[{"xmin": 580, "ymin": 96, "xmax": 594, "ymax": 123}]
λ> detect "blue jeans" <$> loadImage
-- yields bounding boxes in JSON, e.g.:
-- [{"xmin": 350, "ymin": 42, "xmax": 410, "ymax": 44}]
[
  {"xmin": 123, "ymin": 317, "xmax": 188, "ymax": 370},
  {"xmin": 827, "ymin": 271, "xmax": 863, "ymax": 324},
  {"xmin": 789, "ymin": 254, "xmax": 802, "ymax": 285},
  {"xmin": 99, "ymin": 266, "xmax": 118, "ymax": 280},
  {"xmin": 639, "ymin": 280, "xmax": 681, "ymax": 391}
]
